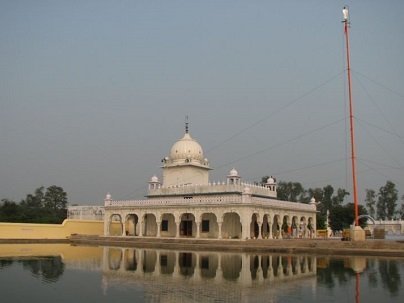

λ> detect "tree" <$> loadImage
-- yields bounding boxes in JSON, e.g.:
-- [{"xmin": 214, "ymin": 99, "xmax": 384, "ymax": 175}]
[
  {"xmin": 275, "ymin": 181, "xmax": 305, "ymax": 202},
  {"xmin": 0, "ymin": 186, "xmax": 68, "ymax": 224},
  {"xmin": 0, "ymin": 199, "xmax": 21, "ymax": 222},
  {"xmin": 322, "ymin": 185, "xmax": 334, "ymax": 211},
  {"xmin": 365, "ymin": 189, "xmax": 376, "ymax": 219},
  {"xmin": 377, "ymin": 181, "xmax": 398, "ymax": 220},
  {"xmin": 21, "ymin": 186, "xmax": 45, "ymax": 208},
  {"xmin": 44, "ymin": 186, "xmax": 67, "ymax": 210},
  {"xmin": 332, "ymin": 188, "xmax": 349, "ymax": 207},
  {"xmin": 329, "ymin": 203, "xmax": 368, "ymax": 231}
]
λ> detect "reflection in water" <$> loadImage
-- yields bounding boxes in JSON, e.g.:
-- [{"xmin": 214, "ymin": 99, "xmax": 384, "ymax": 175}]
[
  {"xmin": 103, "ymin": 248, "xmax": 319, "ymax": 302},
  {"xmin": 0, "ymin": 259, "xmax": 13, "ymax": 269},
  {"xmin": 20, "ymin": 256, "xmax": 65, "ymax": 283},
  {"xmin": 378, "ymin": 259, "xmax": 401, "ymax": 295},
  {"xmin": 105, "ymin": 247, "xmax": 317, "ymax": 284},
  {"xmin": 0, "ymin": 244, "xmax": 403, "ymax": 302}
]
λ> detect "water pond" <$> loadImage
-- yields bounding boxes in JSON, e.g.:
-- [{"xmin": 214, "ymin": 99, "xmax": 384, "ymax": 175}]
[{"xmin": 0, "ymin": 244, "xmax": 403, "ymax": 302}]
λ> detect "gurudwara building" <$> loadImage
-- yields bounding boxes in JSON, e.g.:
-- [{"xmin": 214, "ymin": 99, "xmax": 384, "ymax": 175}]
[{"xmin": 100, "ymin": 125, "xmax": 317, "ymax": 240}]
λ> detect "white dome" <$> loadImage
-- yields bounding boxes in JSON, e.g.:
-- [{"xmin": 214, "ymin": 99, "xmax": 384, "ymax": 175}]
[
  {"xmin": 169, "ymin": 133, "xmax": 204, "ymax": 162},
  {"xmin": 229, "ymin": 168, "xmax": 239, "ymax": 177},
  {"xmin": 310, "ymin": 197, "xmax": 316, "ymax": 204},
  {"xmin": 266, "ymin": 177, "xmax": 275, "ymax": 184},
  {"xmin": 150, "ymin": 175, "xmax": 159, "ymax": 183}
]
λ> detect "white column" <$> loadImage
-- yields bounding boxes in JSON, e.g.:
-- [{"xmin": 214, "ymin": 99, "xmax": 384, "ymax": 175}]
[
  {"xmin": 156, "ymin": 221, "xmax": 161, "ymax": 238},
  {"xmin": 139, "ymin": 221, "xmax": 143, "ymax": 237},
  {"xmin": 241, "ymin": 218, "xmax": 249, "ymax": 240},
  {"xmin": 268, "ymin": 221, "xmax": 273, "ymax": 239},
  {"xmin": 218, "ymin": 221, "xmax": 223, "ymax": 239},
  {"xmin": 104, "ymin": 217, "xmax": 110, "ymax": 236},
  {"xmin": 195, "ymin": 221, "xmax": 200, "ymax": 238},
  {"xmin": 175, "ymin": 221, "xmax": 180, "ymax": 238},
  {"xmin": 121, "ymin": 217, "xmax": 126, "ymax": 237},
  {"xmin": 257, "ymin": 221, "xmax": 262, "ymax": 239}
]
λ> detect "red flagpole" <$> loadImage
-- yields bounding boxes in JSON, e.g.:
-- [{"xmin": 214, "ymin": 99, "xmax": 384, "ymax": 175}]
[{"xmin": 343, "ymin": 7, "xmax": 359, "ymax": 226}]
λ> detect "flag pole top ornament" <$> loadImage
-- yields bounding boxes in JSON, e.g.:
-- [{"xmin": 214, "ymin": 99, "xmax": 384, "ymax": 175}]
[{"xmin": 342, "ymin": 6, "xmax": 349, "ymax": 22}]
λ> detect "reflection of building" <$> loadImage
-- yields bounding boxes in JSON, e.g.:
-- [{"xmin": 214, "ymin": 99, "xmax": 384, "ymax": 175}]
[
  {"xmin": 103, "ymin": 125, "xmax": 317, "ymax": 240},
  {"xmin": 102, "ymin": 246, "xmax": 317, "ymax": 301}
]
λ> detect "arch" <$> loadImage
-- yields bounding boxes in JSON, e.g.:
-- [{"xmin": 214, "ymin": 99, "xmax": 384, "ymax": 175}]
[
  {"xmin": 250, "ymin": 213, "xmax": 260, "ymax": 239},
  {"xmin": 272, "ymin": 215, "xmax": 281, "ymax": 239},
  {"xmin": 282, "ymin": 215, "xmax": 290, "ymax": 238},
  {"xmin": 291, "ymin": 216, "xmax": 299, "ymax": 238},
  {"xmin": 109, "ymin": 214, "xmax": 123, "ymax": 236},
  {"xmin": 160, "ymin": 213, "xmax": 176, "ymax": 237},
  {"xmin": 262, "ymin": 215, "xmax": 270, "ymax": 239},
  {"xmin": 143, "ymin": 213, "xmax": 157, "ymax": 237},
  {"xmin": 222, "ymin": 212, "xmax": 242, "ymax": 239},
  {"xmin": 125, "ymin": 214, "xmax": 139, "ymax": 236},
  {"xmin": 200, "ymin": 212, "xmax": 218, "ymax": 238},
  {"xmin": 180, "ymin": 213, "xmax": 196, "ymax": 237},
  {"xmin": 299, "ymin": 217, "xmax": 307, "ymax": 238}
]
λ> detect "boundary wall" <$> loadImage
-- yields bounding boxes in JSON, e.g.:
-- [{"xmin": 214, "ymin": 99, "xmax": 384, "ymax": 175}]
[{"xmin": 0, "ymin": 219, "xmax": 104, "ymax": 239}]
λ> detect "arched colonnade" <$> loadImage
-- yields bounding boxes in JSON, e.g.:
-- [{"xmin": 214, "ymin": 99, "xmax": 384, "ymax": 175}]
[{"xmin": 105, "ymin": 210, "xmax": 315, "ymax": 240}]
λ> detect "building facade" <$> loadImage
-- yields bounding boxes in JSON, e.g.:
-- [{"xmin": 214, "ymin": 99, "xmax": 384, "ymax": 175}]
[{"xmin": 103, "ymin": 128, "xmax": 317, "ymax": 240}]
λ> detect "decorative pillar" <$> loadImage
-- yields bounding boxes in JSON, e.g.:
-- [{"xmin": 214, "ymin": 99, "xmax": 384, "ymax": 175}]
[
  {"xmin": 121, "ymin": 217, "xmax": 126, "ymax": 237},
  {"xmin": 104, "ymin": 217, "xmax": 110, "ymax": 236},
  {"xmin": 268, "ymin": 220, "xmax": 273, "ymax": 239},
  {"xmin": 241, "ymin": 218, "xmax": 249, "ymax": 240},
  {"xmin": 175, "ymin": 221, "xmax": 180, "ymax": 238},
  {"xmin": 217, "ymin": 221, "xmax": 223, "ymax": 239},
  {"xmin": 257, "ymin": 221, "xmax": 262, "ymax": 239},
  {"xmin": 139, "ymin": 221, "xmax": 143, "ymax": 237},
  {"xmin": 156, "ymin": 221, "xmax": 161, "ymax": 238},
  {"xmin": 195, "ymin": 220, "xmax": 200, "ymax": 238}
]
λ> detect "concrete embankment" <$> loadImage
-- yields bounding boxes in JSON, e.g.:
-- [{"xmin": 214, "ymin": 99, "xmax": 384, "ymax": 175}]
[{"xmin": 68, "ymin": 235, "xmax": 404, "ymax": 257}]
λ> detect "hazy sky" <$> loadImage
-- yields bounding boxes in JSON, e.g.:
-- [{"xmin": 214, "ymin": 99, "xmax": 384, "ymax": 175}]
[{"xmin": 1, "ymin": 0, "xmax": 403, "ymax": 206}]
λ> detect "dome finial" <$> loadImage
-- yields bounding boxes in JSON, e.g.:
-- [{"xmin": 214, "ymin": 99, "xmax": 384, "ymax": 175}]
[{"xmin": 185, "ymin": 115, "xmax": 189, "ymax": 133}]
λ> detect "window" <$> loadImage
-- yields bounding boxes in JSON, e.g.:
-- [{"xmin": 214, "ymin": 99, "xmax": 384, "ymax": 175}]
[
  {"xmin": 161, "ymin": 220, "xmax": 168, "ymax": 231},
  {"xmin": 202, "ymin": 220, "xmax": 209, "ymax": 232}
]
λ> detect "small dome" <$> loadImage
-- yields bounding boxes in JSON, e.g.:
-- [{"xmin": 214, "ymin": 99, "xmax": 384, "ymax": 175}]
[
  {"xmin": 229, "ymin": 168, "xmax": 239, "ymax": 177},
  {"xmin": 150, "ymin": 175, "xmax": 159, "ymax": 183},
  {"xmin": 310, "ymin": 197, "xmax": 316, "ymax": 204},
  {"xmin": 105, "ymin": 192, "xmax": 112, "ymax": 200},
  {"xmin": 266, "ymin": 177, "xmax": 275, "ymax": 184},
  {"xmin": 169, "ymin": 133, "xmax": 204, "ymax": 162}
]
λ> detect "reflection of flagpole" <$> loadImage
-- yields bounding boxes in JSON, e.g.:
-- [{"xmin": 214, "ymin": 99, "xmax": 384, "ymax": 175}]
[
  {"xmin": 356, "ymin": 272, "xmax": 360, "ymax": 303},
  {"xmin": 342, "ymin": 6, "xmax": 359, "ymax": 226}
]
